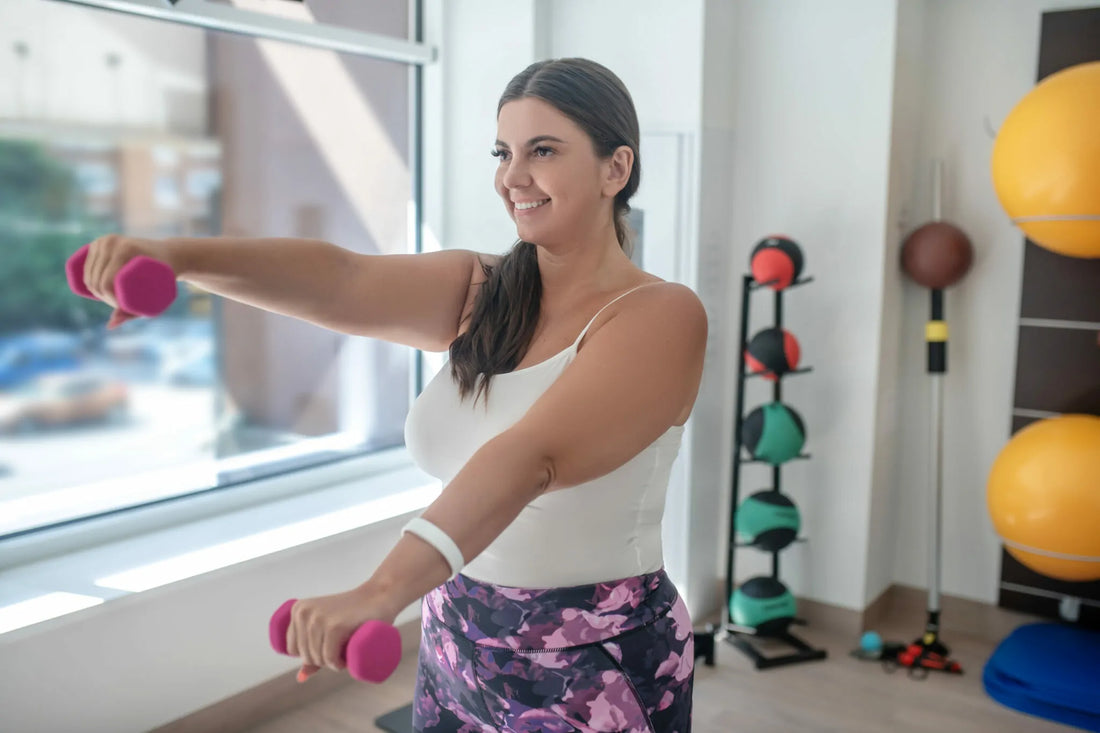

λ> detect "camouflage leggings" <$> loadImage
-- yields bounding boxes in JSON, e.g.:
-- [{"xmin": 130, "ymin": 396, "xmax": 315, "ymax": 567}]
[{"xmin": 412, "ymin": 568, "xmax": 694, "ymax": 732}]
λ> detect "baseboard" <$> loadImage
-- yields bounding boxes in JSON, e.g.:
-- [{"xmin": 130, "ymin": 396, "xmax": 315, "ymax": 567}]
[
  {"xmin": 858, "ymin": 584, "xmax": 1045, "ymax": 642},
  {"xmin": 150, "ymin": 618, "xmax": 422, "ymax": 733},
  {"xmin": 706, "ymin": 578, "xmax": 1045, "ymax": 644},
  {"xmin": 796, "ymin": 595, "xmax": 866, "ymax": 639}
]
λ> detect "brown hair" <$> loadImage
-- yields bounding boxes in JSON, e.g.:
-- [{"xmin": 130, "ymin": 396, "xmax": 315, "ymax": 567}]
[{"xmin": 448, "ymin": 58, "xmax": 642, "ymax": 405}]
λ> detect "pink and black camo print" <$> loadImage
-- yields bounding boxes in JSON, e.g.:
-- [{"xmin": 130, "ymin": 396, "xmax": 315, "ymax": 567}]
[{"xmin": 412, "ymin": 568, "xmax": 694, "ymax": 732}]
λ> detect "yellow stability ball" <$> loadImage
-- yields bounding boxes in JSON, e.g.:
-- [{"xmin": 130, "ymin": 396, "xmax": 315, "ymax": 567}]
[
  {"xmin": 987, "ymin": 414, "xmax": 1100, "ymax": 582},
  {"xmin": 991, "ymin": 61, "xmax": 1100, "ymax": 259}
]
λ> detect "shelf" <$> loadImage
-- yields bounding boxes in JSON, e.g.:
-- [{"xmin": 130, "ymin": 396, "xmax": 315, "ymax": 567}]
[
  {"xmin": 723, "ymin": 268, "xmax": 825, "ymax": 672},
  {"xmin": 744, "ymin": 366, "xmax": 813, "ymax": 380},
  {"xmin": 733, "ymin": 537, "xmax": 809, "ymax": 549},
  {"xmin": 724, "ymin": 622, "xmax": 765, "ymax": 636},
  {"xmin": 722, "ymin": 627, "xmax": 828, "ymax": 669},
  {"xmin": 748, "ymin": 275, "xmax": 815, "ymax": 292},
  {"xmin": 741, "ymin": 453, "xmax": 812, "ymax": 464},
  {"xmin": 721, "ymin": 617, "xmax": 811, "ymax": 637}
]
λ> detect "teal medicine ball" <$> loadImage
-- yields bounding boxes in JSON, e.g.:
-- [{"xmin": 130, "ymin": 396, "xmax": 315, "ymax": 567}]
[
  {"xmin": 736, "ymin": 491, "xmax": 801, "ymax": 552},
  {"xmin": 730, "ymin": 577, "xmax": 796, "ymax": 635},
  {"xmin": 741, "ymin": 402, "xmax": 806, "ymax": 464}
]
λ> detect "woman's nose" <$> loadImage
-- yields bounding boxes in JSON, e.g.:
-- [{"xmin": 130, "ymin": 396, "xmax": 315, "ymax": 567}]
[{"xmin": 501, "ymin": 156, "xmax": 530, "ymax": 189}]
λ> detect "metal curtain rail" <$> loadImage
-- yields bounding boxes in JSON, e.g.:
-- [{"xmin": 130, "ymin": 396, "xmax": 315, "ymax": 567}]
[{"xmin": 50, "ymin": 0, "xmax": 437, "ymax": 64}]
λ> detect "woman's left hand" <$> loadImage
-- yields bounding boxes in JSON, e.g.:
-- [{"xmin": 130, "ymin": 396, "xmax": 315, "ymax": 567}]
[{"xmin": 284, "ymin": 584, "xmax": 398, "ymax": 681}]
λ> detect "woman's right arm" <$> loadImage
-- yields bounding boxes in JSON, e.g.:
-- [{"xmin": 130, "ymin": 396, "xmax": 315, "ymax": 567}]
[{"xmin": 84, "ymin": 235, "xmax": 482, "ymax": 352}]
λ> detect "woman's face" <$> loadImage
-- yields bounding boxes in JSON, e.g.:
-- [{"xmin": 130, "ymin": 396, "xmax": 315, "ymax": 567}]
[{"xmin": 494, "ymin": 97, "xmax": 615, "ymax": 247}]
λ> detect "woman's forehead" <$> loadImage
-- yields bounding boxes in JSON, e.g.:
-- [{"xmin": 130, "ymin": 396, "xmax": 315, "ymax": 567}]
[{"xmin": 496, "ymin": 98, "xmax": 582, "ymax": 143}]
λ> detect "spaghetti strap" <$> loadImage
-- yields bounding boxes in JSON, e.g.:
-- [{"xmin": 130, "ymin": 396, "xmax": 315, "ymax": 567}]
[{"xmin": 572, "ymin": 283, "xmax": 652, "ymax": 347}]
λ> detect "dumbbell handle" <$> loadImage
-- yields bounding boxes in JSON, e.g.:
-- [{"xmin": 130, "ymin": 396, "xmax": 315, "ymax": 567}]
[
  {"xmin": 66, "ymin": 244, "xmax": 178, "ymax": 317},
  {"xmin": 268, "ymin": 599, "xmax": 402, "ymax": 683}
]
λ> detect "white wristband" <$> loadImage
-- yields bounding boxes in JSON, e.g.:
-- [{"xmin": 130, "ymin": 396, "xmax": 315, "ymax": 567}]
[{"xmin": 402, "ymin": 517, "xmax": 465, "ymax": 580}]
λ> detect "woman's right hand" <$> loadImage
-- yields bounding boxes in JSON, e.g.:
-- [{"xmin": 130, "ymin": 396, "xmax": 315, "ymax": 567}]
[
  {"xmin": 284, "ymin": 583, "xmax": 401, "ymax": 681},
  {"xmin": 81, "ymin": 234, "xmax": 174, "ymax": 329}
]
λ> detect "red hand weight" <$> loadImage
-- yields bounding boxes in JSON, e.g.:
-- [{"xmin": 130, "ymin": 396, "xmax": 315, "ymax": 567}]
[
  {"xmin": 268, "ymin": 599, "xmax": 402, "ymax": 683},
  {"xmin": 66, "ymin": 244, "xmax": 177, "ymax": 317}
]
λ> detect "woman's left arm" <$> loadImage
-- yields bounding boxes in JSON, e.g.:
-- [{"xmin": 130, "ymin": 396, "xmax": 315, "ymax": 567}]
[{"xmin": 291, "ymin": 283, "xmax": 707, "ymax": 675}]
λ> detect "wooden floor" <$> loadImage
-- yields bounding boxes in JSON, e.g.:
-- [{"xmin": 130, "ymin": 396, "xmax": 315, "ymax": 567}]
[{"xmin": 245, "ymin": 611, "xmax": 1076, "ymax": 733}]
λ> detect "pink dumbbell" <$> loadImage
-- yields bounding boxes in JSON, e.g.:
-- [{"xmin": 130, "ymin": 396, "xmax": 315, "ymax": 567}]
[
  {"xmin": 65, "ymin": 243, "xmax": 177, "ymax": 317},
  {"xmin": 268, "ymin": 599, "xmax": 402, "ymax": 683}
]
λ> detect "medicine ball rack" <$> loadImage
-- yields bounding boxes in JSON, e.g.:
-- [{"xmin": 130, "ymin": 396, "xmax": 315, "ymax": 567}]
[{"xmin": 697, "ymin": 272, "xmax": 828, "ymax": 671}]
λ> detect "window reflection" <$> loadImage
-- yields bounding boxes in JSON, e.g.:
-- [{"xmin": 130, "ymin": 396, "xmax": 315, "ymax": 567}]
[{"xmin": 0, "ymin": 0, "xmax": 413, "ymax": 535}]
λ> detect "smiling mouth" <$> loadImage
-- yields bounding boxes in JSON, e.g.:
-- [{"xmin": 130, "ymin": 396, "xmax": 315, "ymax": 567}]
[{"xmin": 514, "ymin": 199, "xmax": 550, "ymax": 211}]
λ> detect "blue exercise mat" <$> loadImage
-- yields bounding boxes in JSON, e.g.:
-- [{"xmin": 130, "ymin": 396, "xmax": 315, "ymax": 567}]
[
  {"xmin": 985, "ymin": 665, "xmax": 1100, "ymax": 732},
  {"xmin": 983, "ymin": 622, "xmax": 1100, "ymax": 731}
]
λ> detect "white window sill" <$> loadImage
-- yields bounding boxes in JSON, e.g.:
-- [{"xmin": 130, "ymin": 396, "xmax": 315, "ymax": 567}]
[{"xmin": 0, "ymin": 452, "xmax": 441, "ymax": 640}]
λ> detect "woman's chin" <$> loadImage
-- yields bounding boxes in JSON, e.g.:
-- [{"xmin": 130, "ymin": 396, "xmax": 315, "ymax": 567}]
[{"xmin": 515, "ymin": 223, "xmax": 542, "ymax": 243}]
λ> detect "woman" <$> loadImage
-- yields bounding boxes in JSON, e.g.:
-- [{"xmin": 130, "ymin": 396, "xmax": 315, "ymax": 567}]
[{"xmin": 81, "ymin": 57, "xmax": 706, "ymax": 732}]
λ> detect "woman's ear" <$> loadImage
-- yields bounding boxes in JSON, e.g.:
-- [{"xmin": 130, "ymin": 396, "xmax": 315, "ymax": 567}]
[{"xmin": 602, "ymin": 145, "xmax": 634, "ymax": 198}]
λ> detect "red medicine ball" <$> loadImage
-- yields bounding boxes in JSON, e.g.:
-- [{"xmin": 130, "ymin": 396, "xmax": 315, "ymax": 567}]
[
  {"xmin": 751, "ymin": 236, "xmax": 805, "ymax": 291},
  {"xmin": 745, "ymin": 328, "xmax": 801, "ymax": 381}
]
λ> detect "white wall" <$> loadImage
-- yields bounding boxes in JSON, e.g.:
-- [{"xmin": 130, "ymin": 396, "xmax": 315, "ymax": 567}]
[
  {"xmin": 546, "ymin": 0, "xmax": 704, "ymax": 133},
  {"xmin": 437, "ymin": 0, "xmax": 542, "ymax": 256},
  {"xmin": 0, "ymin": 512, "xmax": 421, "ymax": 733},
  {"xmin": 687, "ymin": 0, "xmax": 741, "ymax": 619},
  {"xmin": 865, "ymin": 0, "xmax": 928, "ymax": 607},
  {"xmin": 721, "ymin": 0, "xmax": 901, "ymax": 611},
  {"xmin": 711, "ymin": 0, "xmax": 1085, "ymax": 613},
  {"xmin": 890, "ymin": 0, "xmax": 1089, "ymax": 605}
]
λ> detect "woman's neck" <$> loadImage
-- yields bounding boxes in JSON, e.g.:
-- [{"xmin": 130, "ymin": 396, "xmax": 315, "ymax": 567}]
[{"xmin": 534, "ymin": 225, "xmax": 636, "ymax": 306}]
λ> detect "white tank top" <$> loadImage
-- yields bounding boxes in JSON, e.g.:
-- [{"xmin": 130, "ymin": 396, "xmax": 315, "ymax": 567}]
[{"xmin": 404, "ymin": 284, "xmax": 685, "ymax": 588}]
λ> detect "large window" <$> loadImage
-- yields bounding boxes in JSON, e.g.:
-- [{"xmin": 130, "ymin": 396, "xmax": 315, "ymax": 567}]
[{"xmin": 0, "ymin": 0, "xmax": 424, "ymax": 538}]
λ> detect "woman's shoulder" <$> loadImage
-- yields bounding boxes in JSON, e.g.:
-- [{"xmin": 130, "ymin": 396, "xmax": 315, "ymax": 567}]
[
  {"xmin": 578, "ymin": 278, "xmax": 705, "ymax": 349},
  {"xmin": 584, "ymin": 274, "xmax": 704, "ymax": 323},
  {"xmin": 625, "ymin": 278, "xmax": 703, "ymax": 308},
  {"xmin": 630, "ymin": 281, "xmax": 705, "ymax": 328}
]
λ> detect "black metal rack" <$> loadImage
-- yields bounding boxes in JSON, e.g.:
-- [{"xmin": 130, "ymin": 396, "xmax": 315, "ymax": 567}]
[{"xmin": 697, "ymin": 272, "xmax": 827, "ymax": 670}]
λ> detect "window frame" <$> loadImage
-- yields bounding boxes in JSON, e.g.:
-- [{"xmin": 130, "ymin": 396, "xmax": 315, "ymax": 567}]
[
  {"xmin": 54, "ymin": 0, "xmax": 435, "ymax": 64},
  {"xmin": 1, "ymin": 0, "xmax": 435, "ymax": 567}
]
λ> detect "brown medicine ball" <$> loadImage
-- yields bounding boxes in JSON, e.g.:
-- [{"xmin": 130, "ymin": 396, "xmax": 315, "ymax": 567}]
[{"xmin": 900, "ymin": 221, "xmax": 974, "ymax": 289}]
